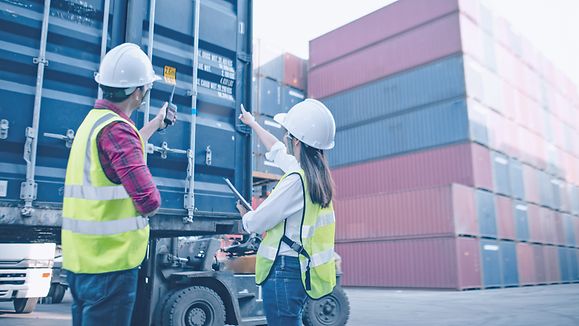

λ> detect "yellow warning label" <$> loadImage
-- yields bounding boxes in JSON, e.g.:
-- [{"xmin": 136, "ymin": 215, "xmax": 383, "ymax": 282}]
[{"xmin": 163, "ymin": 66, "xmax": 177, "ymax": 85}]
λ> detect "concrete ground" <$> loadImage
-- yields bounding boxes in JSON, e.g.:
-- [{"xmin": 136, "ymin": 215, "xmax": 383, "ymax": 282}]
[{"xmin": 1, "ymin": 284, "xmax": 578, "ymax": 325}]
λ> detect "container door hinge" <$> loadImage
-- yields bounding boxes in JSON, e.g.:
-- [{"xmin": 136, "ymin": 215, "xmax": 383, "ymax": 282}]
[
  {"xmin": 205, "ymin": 145, "xmax": 212, "ymax": 166},
  {"xmin": 33, "ymin": 57, "xmax": 48, "ymax": 66},
  {"xmin": 0, "ymin": 119, "xmax": 9, "ymax": 139}
]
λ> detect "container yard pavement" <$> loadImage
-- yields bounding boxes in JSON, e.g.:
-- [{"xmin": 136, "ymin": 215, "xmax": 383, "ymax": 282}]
[
  {"xmin": 347, "ymin": 284, "xmax": 579, "ymax": 326},
  {"xmin": 1, "ymin": 285, "xmax": 579, "ymax": 325}
]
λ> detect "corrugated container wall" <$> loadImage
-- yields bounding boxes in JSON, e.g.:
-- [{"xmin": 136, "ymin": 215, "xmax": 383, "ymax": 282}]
[{"xmin": 0, "ymin": 0, "xmax": 253, "ymax": 234}]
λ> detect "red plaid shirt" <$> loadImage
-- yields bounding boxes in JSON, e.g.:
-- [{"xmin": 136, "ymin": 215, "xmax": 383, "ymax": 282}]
[{"xmin": 95, "ymin": 99, "xmax": 161, "ymax": 215}]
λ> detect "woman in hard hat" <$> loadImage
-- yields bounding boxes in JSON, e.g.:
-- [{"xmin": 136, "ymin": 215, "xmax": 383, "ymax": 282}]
[{"xmin": 237, "ymin": 99, "xmax": 337, "ymax": 326}]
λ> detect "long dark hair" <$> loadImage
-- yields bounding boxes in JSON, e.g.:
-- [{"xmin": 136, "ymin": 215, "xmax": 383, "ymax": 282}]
[{"xmin": 295, "ymin": 138, "xmax": 335, "ymax": 208}]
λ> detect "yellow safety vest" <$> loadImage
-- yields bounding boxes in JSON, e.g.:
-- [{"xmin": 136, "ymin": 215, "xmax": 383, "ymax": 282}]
[
  {"xmin": 255, "ymin": 170, "xmax": 336, "ymax": 299},
  {"xmin": 61, "ymin": 109, "xmax": 149, "ymax": 274}
]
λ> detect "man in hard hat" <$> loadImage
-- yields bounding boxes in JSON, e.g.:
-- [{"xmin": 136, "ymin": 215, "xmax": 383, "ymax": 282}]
[{"xmin": 61, "ymin": 43, "xmax": 174, "ymax": 326}]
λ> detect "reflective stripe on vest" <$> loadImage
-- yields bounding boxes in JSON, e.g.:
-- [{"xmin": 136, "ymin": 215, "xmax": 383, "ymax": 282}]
[
  {"xmin": 64, "ymin": 184, "xmax": 130, "ymax": 201},
  {"xmin": 62, "ymin": 216, "xmax": 148, "ymax": 235},
  {"xmin": 302, "ymin": 212, "xmax": 335, "ymax": 239},
  {"xmin": 300, "ymin": 247, "xmax": 335, "ymax": 270}
]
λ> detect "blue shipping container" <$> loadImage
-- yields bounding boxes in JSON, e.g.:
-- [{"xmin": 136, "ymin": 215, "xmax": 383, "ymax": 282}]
[
  {"xmin": 559, "ymin": 247, "xmax": 571, "ymax": 282},
  {"xmin": 492, "ymin": 151, "xmax": 510, "ymax": 196},
  {"xmin": 563, "ymin": 214, "xmax": 576, "ymax": 247},
  {"xmin": 281, "ymin": 85, "xmax": 304, "ymax": 112},
  {"xmin": 571, "ymin": 185, "xmax": 579, "ymax": 215},
  {"xmin": 571, "ymin": 248, "xmax": 579, "ymax": 281},
  {"xmin": 477, "ymin": 190, "xmax": 498, "ymax": 239},
  {"xmin": 509, "ymin": 158, "xmax": 525, "ymax": 200},
  {"xmin": 499, "ymin": 241, "xmax": 519, "ymax": 287},
  {"xmin": 480, "ymin": 239, "xmax": 502, "ymax": 288},
  {"xmin": 321, "ymin": 54, "xmax": 466, "ymax": 130},
  {"xmin": 0, "ymin": 0, "xmax": 253, "ymax": 232},
  {"xmin": 329, "ymin": 98, "xmax": 470, "ymax": 167},
  {"xmin": 538, "ymin": 171, "xmax": 554, "ymax": 209},
  {"xmin": 514, "ymin": 201, "xmax": 530, "ymax": 242},
  {"xmin": 254, "ymin": 76, "xmax": 281, "ymax": 117}
]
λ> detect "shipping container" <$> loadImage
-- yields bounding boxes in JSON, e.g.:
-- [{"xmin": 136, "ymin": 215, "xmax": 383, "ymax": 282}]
[
  {"xmin": 532, "ymin": 244, "xmax": 547, "ymax": 284},
  {"xmin": 526, "ymin": 204, "xmax": 542, "ymax": 244},
  {"xmin": 496, "ymin": 195, "xmax": 515, "ymax": 240},
  {"xmin": 480, "ymin": 239, "xmax": 502, "ymax": 288},
  {"xmin": 491, "ymin": 151, "xmax": 510, "ymax": 196},
  {"xmin": 559, "ymin": 247, "xmax": 571, "ymax": 282},
  {"xmin": 517, "ymin": 243, "xmax": 536, "ymax": 285},
  {"xmin": 308, "ymin": 13, "xmax": 462, "ymax": 99},
  {"xmin": 336, "ymin": 237, "xmax": 481, "ymax": 290},
  {"xmin": 253, "ymin": 76, "xmax": 281, "ymax": 117},
  {"xmin": 331, "ymin": 142, "xmax": 493, "ymax": 200},
  {"xmin": 499, "ymin": 241, "xmax": 519, "ymax": 287},
  {"xmin": 476, "ymin": 190, "xmax": 497, "ymax": 239},
  {"xmin": 543, "ymin": 245, "xmax": 561, "ymax": 284},
  {"xmin": 513, "ymin": 201, "xmax": 530, "ymax": 242},
  {"xmin": 321, "ymin": 55, "xmax": 466, "ymax": 130},
  {"xmin": 308, "ymin": 0, "xmax": 460, "ymax": 69},
  {"xmin": 509, "ymin": 158, "xmax": 525, "ymax": 200},
  {"xmin": 523, "ymin": 164, "xmax": 540, "ymax": 204},
  {"xmin": 280, "ymin": 85, "xmax": 304, "ymax": 112},
  {"xmin": 329, "ymin": 98, "xmax": 470, "ymax": 167},
  {"xmin": 0, "ymin": 0, "xmax": 253, "ymax": 234},
  {"xmin": 334, "ymin": 184, "xmax": 478, "ymax": 241},
  {"xmin": 258, "ymin": 52, "xmax": 307, "ymax": 90}
]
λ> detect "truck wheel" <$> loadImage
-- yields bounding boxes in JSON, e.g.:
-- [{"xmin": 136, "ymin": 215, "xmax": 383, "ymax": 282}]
[
  {"xmin": 161, "ymin": 286, "xmax": 226, "ymax": 326},
  {"xmin": 13, "ymin": 298, "xmax": 38, "ymax": 313},
  {"xmin": 52, "ymin": 284, "xmax": 67, "ymax": 304},
  {"xmin": 302, "ymin": 286, "xmax": 350, "ymax": 326}
]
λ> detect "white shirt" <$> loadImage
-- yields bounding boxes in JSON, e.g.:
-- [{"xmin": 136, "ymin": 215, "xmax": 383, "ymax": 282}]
[{"xmin": 242, "ymin": 141, "xmax": 304, "ymax": 257}]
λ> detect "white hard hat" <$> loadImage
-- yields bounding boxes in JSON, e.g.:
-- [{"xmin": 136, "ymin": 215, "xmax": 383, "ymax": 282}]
[
  {"xmin": 94, "ymin": 43, "xmax": 160, "ymax": 88},
  {"xmin": 274, "ymin": 98, "xmax": 336, "ymax": 150}
]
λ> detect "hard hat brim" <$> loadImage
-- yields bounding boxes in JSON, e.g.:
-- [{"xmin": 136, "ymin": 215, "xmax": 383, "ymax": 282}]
[{"xmin": 273, "ymin": 113, "xmax": 287, "ymax": 127}]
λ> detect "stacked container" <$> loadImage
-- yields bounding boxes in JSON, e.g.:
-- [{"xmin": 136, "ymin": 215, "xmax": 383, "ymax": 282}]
[
  {"xmin": 309, "ymin": 0, "xmax": 579, "ymax": 289},
  {"xmin": 251, "ymin": 43, "xmax": 308, "ymax": 200}
]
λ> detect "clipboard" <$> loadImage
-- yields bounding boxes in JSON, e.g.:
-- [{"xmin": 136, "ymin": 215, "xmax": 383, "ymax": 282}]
[{"xmin": 224, "ymin": 178, "xmax": 253, "ymax": 211}]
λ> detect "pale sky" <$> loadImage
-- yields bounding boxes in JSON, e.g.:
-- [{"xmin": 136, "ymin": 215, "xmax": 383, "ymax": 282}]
[{"xmin": 253, "ymin": 0, "xmax": 579, "ymax": 88}]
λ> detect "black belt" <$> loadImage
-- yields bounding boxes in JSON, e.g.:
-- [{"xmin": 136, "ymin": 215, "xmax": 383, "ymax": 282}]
[{"xmin": 281, "ymin": 235, "xmax": 312, "ymax": 291}]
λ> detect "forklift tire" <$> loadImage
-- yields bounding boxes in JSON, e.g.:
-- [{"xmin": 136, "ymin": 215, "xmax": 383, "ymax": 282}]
[
  {"xmin": 41, "ymin": 283, "xmax": 67, "ymax": 304},
  {"xmin": 13, "ymin": 298, "xmax": 38, "ymax": 313},
  {"xmin": 302, "ymin": 286, "xmax": 350, "ymax": 326},
  {"xmin": 161, "ymin": 286, "xmax": 226, "ymax": 326},
  {"xmin": 51, "ymin": 284, "xmax": 67, "ymax": 304}
]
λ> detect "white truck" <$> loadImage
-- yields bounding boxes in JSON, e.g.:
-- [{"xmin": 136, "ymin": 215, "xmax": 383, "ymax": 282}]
[{"xmin": 0, "ymin": 243, "xmax": 56, "ymax": 313}]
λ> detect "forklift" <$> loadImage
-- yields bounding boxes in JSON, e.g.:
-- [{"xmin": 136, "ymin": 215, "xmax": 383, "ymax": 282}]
[{"xmin": 133, "ymin": 232, "xmax": 350, "ymax": 326}]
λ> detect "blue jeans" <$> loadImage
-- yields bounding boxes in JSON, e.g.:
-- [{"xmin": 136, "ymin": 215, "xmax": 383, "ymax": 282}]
[
  {"xmin": 262, "ymin": 255, "xmax": 307, "ymax": 326},
  {"xmin": 67, "ymin": 267, "xmax": 139, "ymax": 326}
]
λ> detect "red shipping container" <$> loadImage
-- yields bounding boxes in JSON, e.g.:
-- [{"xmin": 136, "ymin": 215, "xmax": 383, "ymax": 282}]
[
  {"xmin": 336, "ymin": 237, "xmax": 481, "ymax": 290},
  {"xmin": 282, "ymin": 53, "xmax": 307, "ymax": 90},
  {"xmin": 334, "ymin": 184, "xmax": 477, "ymax": 241},
  {"xmin": 308, "ymin": 0, "xmax": 460, "ymax": 69},
  {"xmin": 527, "ymin": 204, "xmax": 543, "ymax": 243},
  {"xmin": 332, "ymin": 142, "xmax": 493, "ymax": 200},
  {"xmin": 308, "ymin": 13, "xmax": 462, "ymax": 99},
  {"xmin": 496, "ymin": 195, "xmax": 516, "ymax": 240},
  {"xmin": 516, "ymin": 243, "xmax": 536, "ymax": 285},
  {"xmin": 543, "ymin": 245, "xmax": 561, "ymax": 284},
  {"xmin": 532, "ymin": 244, "xmax": 547, "ymax": 284}
]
